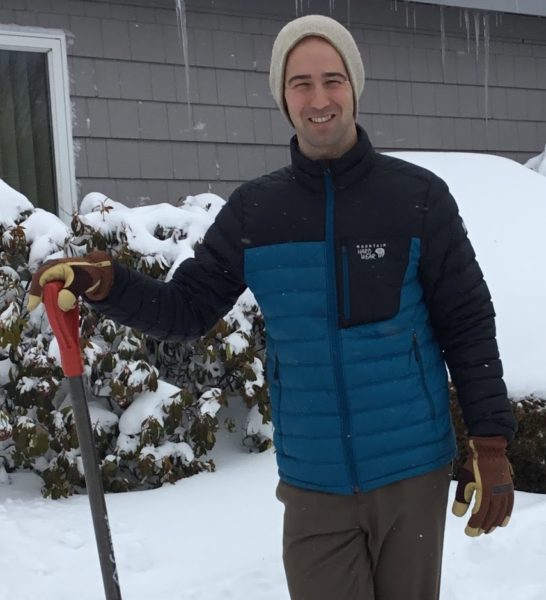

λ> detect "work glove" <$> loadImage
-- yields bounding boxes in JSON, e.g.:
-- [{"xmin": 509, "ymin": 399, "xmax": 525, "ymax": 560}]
[
  {"xmin": 452, "ymin": 436, "xmax": 514, "ymax": 537},
  {"xmin": 27, "ymin": 250, "xmax": 114, "ymax": 312}
]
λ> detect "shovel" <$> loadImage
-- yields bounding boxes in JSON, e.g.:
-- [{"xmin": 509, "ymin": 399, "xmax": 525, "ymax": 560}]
[{"xmin": 43, "ymin": 281, "xmax": 122, "ymax": 600}]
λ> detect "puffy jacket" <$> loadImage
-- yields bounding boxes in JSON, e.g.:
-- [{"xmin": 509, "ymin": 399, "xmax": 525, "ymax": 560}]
[{"xmin": 92, "ymin": 126, "xmax": 516, "ymax": 494}]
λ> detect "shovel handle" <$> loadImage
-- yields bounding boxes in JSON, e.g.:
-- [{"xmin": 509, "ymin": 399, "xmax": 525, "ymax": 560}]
[
  {"xmin": 42, "ymin": 281, "xmax": 122, "ymax": 599},
  {"xmin": 42, "ymin": 281, "xmax": 84, "ymax": 377}
]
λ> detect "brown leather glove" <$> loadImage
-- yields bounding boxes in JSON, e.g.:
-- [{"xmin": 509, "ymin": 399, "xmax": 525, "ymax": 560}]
[
  {"xmin": 27, "ymin": 250, "xmax": 114, "ymax": 312},
  {"xmin": 452, "ymin": 436, "xmax": 514, "ymax": 537}
]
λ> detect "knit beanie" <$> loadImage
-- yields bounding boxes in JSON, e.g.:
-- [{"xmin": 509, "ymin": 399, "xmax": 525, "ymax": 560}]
[{"xmin": 269, "ymin": 15, "xmax": 365, "ymax": 125}]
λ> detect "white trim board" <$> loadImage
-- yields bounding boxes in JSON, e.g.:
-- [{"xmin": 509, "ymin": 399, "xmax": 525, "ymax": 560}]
[{"xmin": 0, "ymin": 25, "xmax": 77, "ymax": 222}]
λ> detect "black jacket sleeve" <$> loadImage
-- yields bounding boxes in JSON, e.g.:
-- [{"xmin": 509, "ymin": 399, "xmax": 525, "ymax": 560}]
[
  {"xmin": 419, "ymin": 176, "xmax": 517, "ymax": 441},
  {"xmin": 87, "ymin": 190, "xmax": 247, "ymax": 342}
]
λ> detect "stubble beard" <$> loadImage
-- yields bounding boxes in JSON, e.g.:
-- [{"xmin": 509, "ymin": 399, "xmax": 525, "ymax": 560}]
[{"xmin": 298, "ymin": 118, "xmax": 356, "ymax": 160}]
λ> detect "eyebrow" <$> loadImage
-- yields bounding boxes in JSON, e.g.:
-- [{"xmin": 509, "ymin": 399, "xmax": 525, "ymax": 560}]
[{"xmin": 286, "ymin": 72, "xmax": 349, "ymax": 86}]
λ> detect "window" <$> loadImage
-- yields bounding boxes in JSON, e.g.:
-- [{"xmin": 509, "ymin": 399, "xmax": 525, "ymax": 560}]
[{"xmin": 0, "ymin": 26, "xmax": 76, "ymax": 220}]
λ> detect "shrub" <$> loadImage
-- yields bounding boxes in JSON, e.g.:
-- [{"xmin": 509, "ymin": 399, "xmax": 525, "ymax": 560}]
[
  {"xmin": 0, "ymin": 188, "xmax": 271, "ymax": 498},
  {"xmin": 450, "ymin": 386, "xmax": 546, "ymax": 493}
]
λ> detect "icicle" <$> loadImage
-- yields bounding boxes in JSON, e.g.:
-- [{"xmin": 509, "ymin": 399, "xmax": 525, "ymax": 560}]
[
  {"xmin": 394, "ymin": 0, "xmax": 398, "ymax": 12},
  {"xmin": 483, "ymin": 13, "xmax": 490, "ymax": 123},
  {"xmin": 413, "ymin": 6, "xmax": 417, "ymax": 30},
  {"xmin": 459, "ymin": 8, "xmax": 462, "ymax": 28},
  {"xmin": 347, "ymin": 0, "xmax": 351, "ymax": 27},
  {"xmin": 473, "ymin": 11, "xmax": 480, "ymax": 63},
  {"xmin": 440, "ymin": 7, "xmax": 446, "ymax": 79},
  {"xmin": 295, "ymin": 0, "xmax": 299, "ymax": 16},
  {"xmin": 495, "ymin": 12, "xmax": 499, "ymax": 27},
  {"xmin": 175, "ymin": 0, "xmax": 192, "ymax": 128},
  {"xmin": 464, "ymin": 10, "xmax": 470, "ymax": 54},
  {"xmin": 405, "ymin": 2, "xmax": 409, "ymax": 28}
]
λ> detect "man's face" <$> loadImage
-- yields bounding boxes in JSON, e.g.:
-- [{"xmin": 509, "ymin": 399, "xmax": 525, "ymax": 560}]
[{"xmin": 283, "ymin": 36, "xmax": 357, "ymax": 161}]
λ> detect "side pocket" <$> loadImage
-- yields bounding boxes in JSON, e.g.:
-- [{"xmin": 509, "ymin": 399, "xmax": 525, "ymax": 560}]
[{"xmin": 412, "ymin": 331, "xmax": 436, "ymax": 419}]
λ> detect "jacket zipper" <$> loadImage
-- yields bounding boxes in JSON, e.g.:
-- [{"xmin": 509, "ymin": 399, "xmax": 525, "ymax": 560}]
[
  {"xmin": 341, "ymin": 245, "xmax": 350, "ymax": 320},
  {"xmin": 324, "ymin": 171, "xmax": 359, "ymax": 492},
  {"xmin": 412, "ymin": 331, "xmax": 436, "ymax": 419}
]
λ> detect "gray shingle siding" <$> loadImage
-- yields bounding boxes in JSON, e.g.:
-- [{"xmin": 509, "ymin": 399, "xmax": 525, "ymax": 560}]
[{"xmin": 2, "ymin": 0, "xmax": 545, "ymax": 207}]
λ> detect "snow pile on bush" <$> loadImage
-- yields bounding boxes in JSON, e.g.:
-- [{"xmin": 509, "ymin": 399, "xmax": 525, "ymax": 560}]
[{"xmin": 0, "ymin": 182, "xmax": 272, "ymax": 498}]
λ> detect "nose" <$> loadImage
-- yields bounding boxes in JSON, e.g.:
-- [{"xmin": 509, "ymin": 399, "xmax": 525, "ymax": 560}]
[{"xmin": 309, "ymin": 83, "xmax": 330, "ymax": 110}]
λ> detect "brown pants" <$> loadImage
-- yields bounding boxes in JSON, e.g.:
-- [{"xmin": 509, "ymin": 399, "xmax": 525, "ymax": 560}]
[{"xmin": 276, "ymin": 465, "xmax": 452, "ymax": 600}]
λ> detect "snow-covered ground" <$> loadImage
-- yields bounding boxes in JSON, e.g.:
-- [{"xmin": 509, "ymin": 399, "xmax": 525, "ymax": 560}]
[
  {"xmin": 1, "ymin": 406, "xmax": 546, "ymax": 600},
  {"xmin": 2, "ymin": 151, "xmax": 546, "ymax": 599}
]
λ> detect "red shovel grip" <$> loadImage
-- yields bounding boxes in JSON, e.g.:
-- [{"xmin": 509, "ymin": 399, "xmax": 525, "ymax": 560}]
[{"xmin": 43, "ymin": 281, "xmax": 84, "ymax": 377}]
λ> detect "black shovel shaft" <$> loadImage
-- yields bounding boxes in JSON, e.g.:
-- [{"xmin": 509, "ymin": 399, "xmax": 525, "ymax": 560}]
[{"xmin": 68, "ymin": 376, "xmax": 122, "ymax": 600}]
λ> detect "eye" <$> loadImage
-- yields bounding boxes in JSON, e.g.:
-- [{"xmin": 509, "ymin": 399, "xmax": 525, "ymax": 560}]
[{"xmin": 325, "ymin": 79, "xmax": 343, "ymax": 86}]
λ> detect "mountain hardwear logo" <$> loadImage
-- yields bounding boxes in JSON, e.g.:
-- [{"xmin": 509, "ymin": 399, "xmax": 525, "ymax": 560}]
[{"xmin": 356, "ymin": 243, "xmax": 386, "ymax": 260}]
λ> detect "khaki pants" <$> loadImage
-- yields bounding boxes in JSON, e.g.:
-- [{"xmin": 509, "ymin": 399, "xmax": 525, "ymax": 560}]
[{"xmin": 276, "ymin": 465, "xmax": 452, "ymax": 600}]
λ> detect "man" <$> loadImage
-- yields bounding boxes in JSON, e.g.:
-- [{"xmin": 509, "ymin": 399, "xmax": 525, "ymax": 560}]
[{"xmin": 29, "ymin": 15, "xmax": 515, "ymax": 600}]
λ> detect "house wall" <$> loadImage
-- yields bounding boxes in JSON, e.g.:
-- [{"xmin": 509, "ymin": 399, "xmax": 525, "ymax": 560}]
[{"xmin": 0, "ymin": 0, "xmax": 545, "ymax": 206}]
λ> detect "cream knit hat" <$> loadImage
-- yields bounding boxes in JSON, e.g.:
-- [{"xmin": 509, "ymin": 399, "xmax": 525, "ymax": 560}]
[{"xmin": 269, "ymin": 15, "xmax": 365, "ymax": 126}]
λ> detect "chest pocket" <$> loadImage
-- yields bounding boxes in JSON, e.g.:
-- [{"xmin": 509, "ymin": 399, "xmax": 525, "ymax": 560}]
[{"xmin": 339, "ymin": 237, "xmax": 411, "ymax": 326}]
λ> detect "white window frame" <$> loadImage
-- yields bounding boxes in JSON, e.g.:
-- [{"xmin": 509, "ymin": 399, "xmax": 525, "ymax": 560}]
[{"xmin": 0, "ymin": 25, "xmax": 76, "ymax": 222}]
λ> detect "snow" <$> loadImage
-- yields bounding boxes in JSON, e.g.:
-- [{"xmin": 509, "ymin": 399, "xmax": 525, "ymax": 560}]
[
  {"xmin": 118, "ymin": 380, "xmax": 181, "ymax": 437},
  {"xmin": 139, "ymin": 440, "xmax": 194, "ymax": 465},
  {"xmin": 0, "ymin": 359, "xmax": 12, "ymax": 387},
  {"xmin": 246, "ymin": 403, "xmax": 274, "ymax": 440},
  {"xmin": 223, "ymin": 331, "xmax": 249, "ymax": 355},
  {"xmin": 18, "ymin": 209, "xmax": 70, "ymax": 271},
  {"xmin": 198, "ymin": 388, "xmax": 223, "ymax": 418},
  {"xmin": 0, "ymin": 179, "xmax": 33, "ymax": 228},
  {"xmin": 525, "ymin": 144, "xmax": 546, "ymax": 176},
  {"xmin": 244, "ymin": 357, "xmax": 265, "ymax": 398},
  {"xmin": 0, "ymin": 408, "xmax": 545, "ymax": 600},
  {"xmin": 78, "ymin": 192, "xmax": 218, "ymax": 268},
  {"xmin": 87, "ymin": 401, "xmax": 119, "ymax": 434}
]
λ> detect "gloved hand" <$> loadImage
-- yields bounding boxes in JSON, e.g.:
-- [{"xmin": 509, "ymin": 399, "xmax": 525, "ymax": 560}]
[
  {"xmin": 452, "ymin": 436, "xmax": 514, "ymax": 537},
  {"xmin": 27, "ymin": 250, "xmax": 114, "ymax": 312}
]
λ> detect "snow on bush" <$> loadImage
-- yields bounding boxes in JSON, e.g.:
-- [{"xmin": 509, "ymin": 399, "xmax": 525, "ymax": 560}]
[{"xmin": 0, "ymin": 182, "xmax": 271, "ymax": 498}]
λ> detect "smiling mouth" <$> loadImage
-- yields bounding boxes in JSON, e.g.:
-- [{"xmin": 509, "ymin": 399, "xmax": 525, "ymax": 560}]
[{"xmin": 308, "ymin": 115, "xmax": 335, "ymax": 124}]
